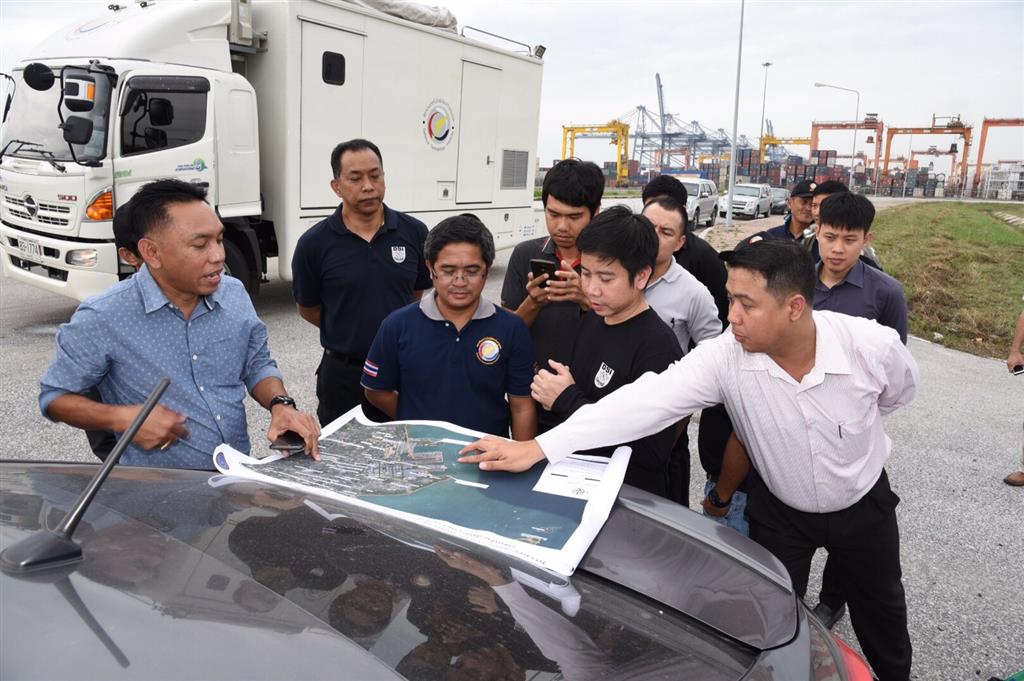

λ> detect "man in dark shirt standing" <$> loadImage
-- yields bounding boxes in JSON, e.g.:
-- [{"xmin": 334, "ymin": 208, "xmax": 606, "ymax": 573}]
[
  {"xmin": 501, "ymin": 158, "xmax": 604, "ymax": 431},
  {"xmin": 292, "ymin": 139, "xmax": 431, "ymax": 426},
  {"xmin": 530, "ymin": 206, "xmax": 683, "ymax": 500},
  {"xmin": 765, "ymin": 179, "xmax": 816, "ymax": 243},
  {"xmin": 642, "ymin": 175, "xmax": 729, "ymax": 326}
]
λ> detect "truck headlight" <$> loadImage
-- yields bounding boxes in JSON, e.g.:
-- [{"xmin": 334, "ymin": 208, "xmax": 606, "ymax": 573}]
[{"xmin": 66, "ymin": 249, "xmax": 98, "ymax": 267}]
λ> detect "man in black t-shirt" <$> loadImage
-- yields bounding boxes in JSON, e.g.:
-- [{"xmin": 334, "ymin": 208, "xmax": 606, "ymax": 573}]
[
  {"xmin": 530, "ymin": 206, "xmax": 683, "ymax": 501},
  {"xmin": 292, "ymin": 139, "xmax": 431, "ymax": 426},
  {"xmin": 501, "ymin": 159, "xmax": 605, "ymax": 432},
  {"xmin": 642, "ymin": 175, "xmax": 729, "ymax": 326}
]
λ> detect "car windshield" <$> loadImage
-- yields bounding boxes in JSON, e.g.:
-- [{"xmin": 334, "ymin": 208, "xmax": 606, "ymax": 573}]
[
  {"xmin": 772, "ymin": 189, "xmax": 788, "ymax": 198},
  {"xmin": 1, "ymin": 65, "xmax": 113, "ymax": 162},
  {"xmin": 733, "ymin": 186, "xmax": 760, "ymax": 197}
]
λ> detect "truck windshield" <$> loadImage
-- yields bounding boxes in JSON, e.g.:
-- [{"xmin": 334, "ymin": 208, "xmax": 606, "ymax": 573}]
[{"xmin": 1, "ymin": 66, "xmax": 113, "ymax": 163}]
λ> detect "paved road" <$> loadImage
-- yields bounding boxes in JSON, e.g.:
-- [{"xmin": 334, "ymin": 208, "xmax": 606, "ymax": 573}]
[{"xmin": 2, "ymin": 204, "xmax": 1022, "ymax": 679}]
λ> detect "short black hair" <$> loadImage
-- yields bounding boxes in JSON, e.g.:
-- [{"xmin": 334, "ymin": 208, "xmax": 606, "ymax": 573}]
[
  {"xmin": 542, "ymin": 158, "xmax": 604, "ymax": 215},
  {"xmin": 818, "ymin": 191, "xmax": 876, "ymax": 234},
  {"xmin": 642, "ymin": 175, "xmax": 688, "ymax": 205},
  {"xmin": 424, "ymin": 213, "xmax": 495, "ymax": 267},
  {"xmin": 641, "ymin": 197, "xmax": 687, "ymax": 236},
  {"xmin": 330, "ymin": 138, "xmax": 383, "ymax": 179},
  {"xmin": 576, "ymin": 205, "xmax": 657, "ymax": 285},
  {"xmin": 112, "ymin": 202, "xmax": 140, "ymax": 258},
  {"xmin": 723, "ymin": 239, "xmax": 815, "ymax": 305},
  {"xmin": 127, "ymin": 179, "xmax": 208, "ymax": 239},
  {"xmin": 811, "ymin": 180, "xmax": 849, "ymax": 197}
]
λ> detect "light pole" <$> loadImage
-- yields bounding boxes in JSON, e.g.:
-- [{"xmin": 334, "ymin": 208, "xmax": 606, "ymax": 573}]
[
  {"xmin": 814, "ymin": 82, "xmax": 860, "ymax": 189},
  {"xmin": 758, "ymin": 62, "xmax": 772, "ymax": 163},
  {"xmin": 725, "ymin": 0, "xmax": 746, "ymax": 230}
]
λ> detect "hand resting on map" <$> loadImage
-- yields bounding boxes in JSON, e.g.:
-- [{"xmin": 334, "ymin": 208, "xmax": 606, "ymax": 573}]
[{"xmin": 458, "ymin": 437, "xmax": 547, "ymax": 472}]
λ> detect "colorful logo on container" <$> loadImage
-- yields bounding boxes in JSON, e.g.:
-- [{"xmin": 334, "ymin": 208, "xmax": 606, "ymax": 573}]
[
  {"xmin": 476, "ymin": 337, "xmax": 501, "ymax": 365},
  {"xmin": 422, "ymin": 99, "xmax": 455, "ymax": 150}
]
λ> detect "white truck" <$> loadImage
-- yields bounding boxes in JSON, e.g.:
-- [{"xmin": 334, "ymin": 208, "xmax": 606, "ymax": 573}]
[{"xmin": 0, "ymin": 0, "xmax": 544, "ymax": 299}]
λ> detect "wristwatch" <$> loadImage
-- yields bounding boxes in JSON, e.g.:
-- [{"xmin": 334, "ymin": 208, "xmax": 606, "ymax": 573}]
[
  {"xmin": 707, "ymin": 486, "xmax": 732, "ymax": 509},
  {"xmin": 268, "ymin": 394, "xmax": 296, "ymax": 411}
]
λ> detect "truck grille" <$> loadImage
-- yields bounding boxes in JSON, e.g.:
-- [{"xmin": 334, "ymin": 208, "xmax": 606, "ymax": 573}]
[{"xmin": 3, "ymin": 195, "xmax": 72, "ymax": 227}]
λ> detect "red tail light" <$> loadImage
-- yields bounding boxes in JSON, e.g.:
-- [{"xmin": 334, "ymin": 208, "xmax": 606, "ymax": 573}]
[{"xmin": 833, "ymin": 634, "xmax": 874, "ymax": 681}]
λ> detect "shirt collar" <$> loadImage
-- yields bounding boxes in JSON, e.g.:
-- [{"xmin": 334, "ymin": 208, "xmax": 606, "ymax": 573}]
[
  {"xmin": 648, "ymin": 261, "xmax": 683, "ymax": 288},
  {"xmin": 737, "ymin": 312, "xmax": 851, "ymax": 384},
  {"xmin": 816, "ymin": 259, "xmax": 865, "ymax": 289},
  {"xmin": 330, "ymin": 204, "xmax": 396, "ymax": 237},
  {"xmin": 135, "ymin": 264, "xmax": 223, "ymax": 315},
  {"xmin": 419, "ymin": 289, "xmax": 496, "ymax": 322}
]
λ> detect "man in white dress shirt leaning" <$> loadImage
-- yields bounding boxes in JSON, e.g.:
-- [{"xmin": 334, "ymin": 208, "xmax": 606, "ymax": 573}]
[{"xmin": 459, "ymin": 238, "xmax": 918, "ymax": 681}]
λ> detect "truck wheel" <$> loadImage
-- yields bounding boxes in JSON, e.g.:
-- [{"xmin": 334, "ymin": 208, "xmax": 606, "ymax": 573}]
[{"xmin": 224, "ymin": 239, "xmax": 257, "ymax": 294}]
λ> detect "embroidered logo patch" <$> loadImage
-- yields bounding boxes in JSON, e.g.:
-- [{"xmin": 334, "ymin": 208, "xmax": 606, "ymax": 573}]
[
  {"xmin": 594, "ymin": 362, "xmax": 614, "ymax": 388},
  {"xmin": 391, "ymin": 246, "xmax": 407, "ymax": 263},
  {"xmin": 476, "ymin": 337, "xmax": 501, "ymax": 365}
]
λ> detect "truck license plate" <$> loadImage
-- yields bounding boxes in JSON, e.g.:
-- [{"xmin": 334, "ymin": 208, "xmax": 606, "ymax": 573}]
[{"xmin": 18, "ymin": 237, "xmax": 42, "ymax": 260}]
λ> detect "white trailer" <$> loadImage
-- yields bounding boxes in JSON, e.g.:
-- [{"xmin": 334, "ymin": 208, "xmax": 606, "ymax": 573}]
[{"xmin": 0, "ymin": 0, "xmax": 544, "ymax": 299}]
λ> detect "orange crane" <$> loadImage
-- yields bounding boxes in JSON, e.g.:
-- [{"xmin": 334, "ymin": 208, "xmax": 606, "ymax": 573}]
[
  {"xmin": 811, "ymin": 117, "xmax": 885, "ymax": 170},
  {"xmin": 971, "ymin": 118, "xmax": 1024, "ymax": 195},
  {"xmin": 561, "ymin": 121, "xmax": 630, "ymax": 185},
  {"xmin": 882, "ymin": 115, "xmax": 971, "ymax": 179},
  {"xmin": 910, "ymin": 146, "xmax": 958, "ymax": 174}
]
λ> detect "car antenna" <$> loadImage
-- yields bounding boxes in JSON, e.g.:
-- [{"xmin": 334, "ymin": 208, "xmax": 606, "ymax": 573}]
[{"xmin": 0, "ymin": 378, "xmax": 171, "ymax": 573}]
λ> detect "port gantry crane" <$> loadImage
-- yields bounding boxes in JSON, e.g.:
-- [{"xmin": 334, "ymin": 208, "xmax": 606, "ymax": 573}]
[
  {"xmin": 910, "ymin": 146, "xmax": 959, "ymax": 174},
  {"xmin": 971, "ymin": 118, "xmax": 1024, "ymax": 196},
  {"xmin": 810, "ymin": 115, "xmax": 886, "ymax": 174},
  {"xmin": 882, "ymin": 115, "xmax": 972, "ymax": 181},
  {"xmin": 561, "ymin": 120, "xmax": 631, "ymax": 185},
  {"xmin": 759, "ymin": 133, "xmax": 813, "ymax": 164}
]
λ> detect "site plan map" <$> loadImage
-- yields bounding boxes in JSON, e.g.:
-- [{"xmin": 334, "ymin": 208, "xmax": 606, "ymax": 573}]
[{"xmin": 214, "ymin": 408, "xmax": 630, "ymax": 575}]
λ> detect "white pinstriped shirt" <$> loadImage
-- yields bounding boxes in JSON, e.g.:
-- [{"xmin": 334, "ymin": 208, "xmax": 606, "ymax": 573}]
[{"xmin": 536, "ymin": 311, "xmax": 919, "ymax": 513}]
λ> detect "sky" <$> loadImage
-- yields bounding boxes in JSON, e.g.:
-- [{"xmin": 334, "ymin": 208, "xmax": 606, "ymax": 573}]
[{"xmin": 2, "ymin": 0, "xmax": 1022, "ymax": 176}]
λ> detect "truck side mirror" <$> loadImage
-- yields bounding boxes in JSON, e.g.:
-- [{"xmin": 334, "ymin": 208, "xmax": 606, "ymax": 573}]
[
  {"xmin": 61, "ymin": 116, "xmax": 94, "ymax": 145},
  {"xmin": 23, "ymin": 63, "xmax": 55, "ymax": 91},
  {"xmin": 148, "ymin": 98, "xmax": 174, "ymax": 126}
]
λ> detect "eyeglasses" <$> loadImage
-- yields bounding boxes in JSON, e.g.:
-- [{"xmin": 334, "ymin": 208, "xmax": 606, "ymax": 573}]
[{"xmin": 431, "ymin": 268, "xmax": 485, "ymax": 282}]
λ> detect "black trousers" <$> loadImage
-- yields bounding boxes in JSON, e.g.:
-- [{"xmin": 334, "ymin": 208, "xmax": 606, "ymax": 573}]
[
  {"xmin": 747, "ymin": 470, "xmax": 911, "ymax": 681},
  {"xmin": 667, "ymin": 424, "xmax": 690, "ymax": 507},
  {"xmin": 315, "ymin": 351, "xmax": 389, "ymax": 427}
]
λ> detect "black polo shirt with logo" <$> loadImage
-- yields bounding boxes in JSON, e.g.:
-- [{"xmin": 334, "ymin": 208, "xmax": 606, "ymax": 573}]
[{"xmin": 292, "ymin": 204, "xmax": 430, "ymax": 358}]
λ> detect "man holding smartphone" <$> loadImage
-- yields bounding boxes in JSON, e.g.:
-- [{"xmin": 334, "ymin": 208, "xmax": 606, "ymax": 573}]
[
  {"xmin": 501, "ymin": 159, "xmax": 604, "ymax": 431},
  {"xmin": 1004, "ymin": 305, "xmax": 1024, "ymax": 487}
]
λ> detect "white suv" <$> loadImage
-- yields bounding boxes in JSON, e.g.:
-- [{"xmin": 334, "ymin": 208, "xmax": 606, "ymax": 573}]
[
  {"xmin": 681, "ymin": 179, "xmax": 719, "ymax": 228},
  {"xmin": 719, "ymin": 183, "xmax": 772, "ymax": 219}
]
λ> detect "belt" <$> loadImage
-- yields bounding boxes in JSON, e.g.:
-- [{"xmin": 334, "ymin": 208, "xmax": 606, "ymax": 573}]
[{"xmin": 323, "ymin": 348, "xmax": 363, "ymax": 365}]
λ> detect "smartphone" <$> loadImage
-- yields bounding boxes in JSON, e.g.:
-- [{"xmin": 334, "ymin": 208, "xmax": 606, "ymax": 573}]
[
  {"xmin": 529, "ymin": 258, "xmax": 559, "ymax": 287},
  {"xmin": 270, "ymin": 430, "xmax": 306, "ymax": 453},
  {"xmin": 1013, "ymin": 364, "xmax": 1024, "ymax": 376}
]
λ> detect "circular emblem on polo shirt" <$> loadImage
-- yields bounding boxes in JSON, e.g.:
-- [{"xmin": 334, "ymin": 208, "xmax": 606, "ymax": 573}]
[
  {"xmin": 422, "ymin": 99, "xmax": 455, "ymax": 150},
  {"xmin": 476, "ymin": 337, "xmax": 501, "ymax": 365}
]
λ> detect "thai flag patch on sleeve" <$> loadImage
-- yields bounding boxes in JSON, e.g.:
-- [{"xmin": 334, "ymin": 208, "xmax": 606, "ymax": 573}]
[{"xmin": 363, "ymin": 359, "xmax": 380, "ymax": 378}]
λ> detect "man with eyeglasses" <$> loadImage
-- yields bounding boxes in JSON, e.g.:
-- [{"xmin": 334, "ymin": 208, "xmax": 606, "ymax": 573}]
[
  {"xmin": 362, "ymin": 215, "xmax": 537, "ymax": 439},
  {"xmin": 292, "ymin": 139, "xmax": 431, "ymax": 426}
]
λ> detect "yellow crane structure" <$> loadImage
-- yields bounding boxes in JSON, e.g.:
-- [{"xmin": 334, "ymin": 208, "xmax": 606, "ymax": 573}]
[
  {"xmin": 759, "ymin": 135, "xmax": 813, "ymax": 163},
  {"xmin": 561, "ymin": 121, "xmax": 630, "ymax": 185}
]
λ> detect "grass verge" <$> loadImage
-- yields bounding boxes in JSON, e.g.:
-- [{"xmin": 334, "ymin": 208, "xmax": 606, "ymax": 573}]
[{"xmin": 871, "ymin": 202, "xmax": 1024, "ymax": 358}]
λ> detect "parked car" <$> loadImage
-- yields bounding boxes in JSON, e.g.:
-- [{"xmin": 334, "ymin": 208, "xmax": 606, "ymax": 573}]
[
  {"xmin": 0, "ymin": 460, "xmax": 873, "ymax": 680},
  {"xmin": 771, "ymin": 187, "xmax": 791, "ymax": 214},
  {"xmin": 681, "ymin": 178, "xmax": 719, "ymax": 228},
  {"xmin": 719, "ymin": 183, "xmax": 772, "ymax": 218}
]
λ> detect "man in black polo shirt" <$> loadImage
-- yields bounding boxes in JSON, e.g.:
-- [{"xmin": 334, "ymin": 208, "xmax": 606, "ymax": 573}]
[
  {"xmin": 764, "ymin": 178, "xmax": 816, "ymax": 244},
  {"xmin": 501, "ymin": 158, "xmax": 603, "ymax": 431},
  {"xmin": 529, "ymin": 206, "xmax": 683, "ymax": 500},
  {"xmin": 292, "ymin": 139, "xmax": 431, "ymax": 426},
  {"xmin": 642, "ymin": 175, "xmax": 729, "ymax": 326}
]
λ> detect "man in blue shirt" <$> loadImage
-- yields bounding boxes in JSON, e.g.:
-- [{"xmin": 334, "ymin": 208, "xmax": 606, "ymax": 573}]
[
  {"xmin": 362, "ymin": 215, "xmax": 536, "ymax": 439},
  {"xmin": 813, "ymin": 192, "xmax": 908, "ymax": 343},
  {"xmin": 292, "ymin": 139, "xmax": 431, "ymax": 427},
  {"xmin": 765, "ymin": 179, "xmax": 816, "ymax": 242},
  {"xmin": 40, "ymin": 180, "xmax": 320, "ymax": 469}
]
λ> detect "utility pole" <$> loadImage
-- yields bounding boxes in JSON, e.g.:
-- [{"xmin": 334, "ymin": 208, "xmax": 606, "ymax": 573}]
[
  {"xmin": 758, "ymin": 62, "xmax": 772, "ymax": 163},
  {"xmin": 725, "ymin": 0, "xmax": 746, "ymax": 230}
]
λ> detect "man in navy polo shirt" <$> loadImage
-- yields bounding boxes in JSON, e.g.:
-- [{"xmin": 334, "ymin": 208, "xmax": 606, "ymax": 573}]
[
  {"xmin": 765, "ymin": 178, "xmax": 816, "ymax": 242},
  {"xmin": 292, "ymin": 139, "xmax": 431, "ymax": 426},
  {"xmin": 362, "ymin": 215, "xmax": 537, "ymax": 439}
]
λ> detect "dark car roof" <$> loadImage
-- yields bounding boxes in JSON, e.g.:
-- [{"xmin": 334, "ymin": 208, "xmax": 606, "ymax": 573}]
[{"xmin": 1, "ymin": 463, "xmax": 796, "ymax": 680}]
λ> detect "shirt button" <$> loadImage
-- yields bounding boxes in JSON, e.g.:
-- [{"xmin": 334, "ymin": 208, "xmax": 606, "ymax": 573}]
[
  {"xmin": 216, "ymin": 415, "xmax": 221, "ymax": 421},
  {"xmin": 199, "ymin": 386, "xmax": 205, "ymax": 392},
  {"xmin": 192, "ymin": 354, "xmax": 198, "ymax": 361}
]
